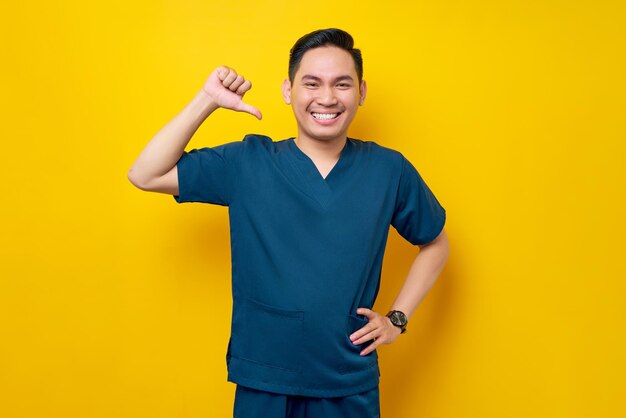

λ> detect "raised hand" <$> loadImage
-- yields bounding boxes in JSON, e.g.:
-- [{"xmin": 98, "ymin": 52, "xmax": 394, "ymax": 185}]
[{"xmin": 201, "ymin": 66, "xmax": 262, "ymax": 120}]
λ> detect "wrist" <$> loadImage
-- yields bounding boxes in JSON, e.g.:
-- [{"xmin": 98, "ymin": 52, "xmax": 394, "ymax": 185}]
[
  {"xmin": 196, "ymin": 89, "xmax": 220, "ymax": 115},
  {"xmin": 386, "ymin": 310, "xmax": 408, "ymax": 334}
]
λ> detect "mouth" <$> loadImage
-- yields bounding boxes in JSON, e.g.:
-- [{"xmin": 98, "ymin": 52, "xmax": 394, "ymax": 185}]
[{"xmin": 311, "ymin": 112, "xmax": 342, "ymax": 122}]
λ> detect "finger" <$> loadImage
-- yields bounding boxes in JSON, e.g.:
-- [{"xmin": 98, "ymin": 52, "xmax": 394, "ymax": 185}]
[
  {"xmin": 360, "ymin": 339, "xmax": 381, "ymax": 356},
  {"xmin": 217, "ymin": 66, "xmax": 230, "ymax": 81},
  {"xmin": 222, "ymin": 70, "xmax": 238, "ymax": 88},
  {"xmin": 229, "ymin": 74, "xmax": 245, "ymax": 92},
  {"xmin": 352, "ymin": 329, "xmax": 379, "ymax": 346},
  {"xmin": 235, "ymin": 101, "xmax": 262, "ymax": 120},
  {"xmin": 236, "ymin": 79, "xmax": 252, "ymax": 95},
  {"xmin": 349, "ymin": 323, "xmax": 373, "ymax": 342},
  {"xmin": 356, "ymin": 308, "xmax": 374, "ymax": 319}
]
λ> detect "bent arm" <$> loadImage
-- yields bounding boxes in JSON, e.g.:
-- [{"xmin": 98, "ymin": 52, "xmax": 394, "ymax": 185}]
[{"xmin": 127, "ymin": 90, "xmax": 218, "ymax": 195}]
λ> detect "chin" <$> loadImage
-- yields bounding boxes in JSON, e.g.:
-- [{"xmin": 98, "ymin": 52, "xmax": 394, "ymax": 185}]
[
  {"xmin": 303, "ymin": 125, "xmax": 349, "ymax": 140},
  {"xmin": 307, "ymin": 131, "xmax": 347, "ymax": 142}
]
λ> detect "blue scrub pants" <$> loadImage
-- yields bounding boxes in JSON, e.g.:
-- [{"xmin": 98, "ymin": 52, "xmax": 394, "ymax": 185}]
[{"xmin": 233, "ymin": 384, "xmax": 381, "ymax": 418}]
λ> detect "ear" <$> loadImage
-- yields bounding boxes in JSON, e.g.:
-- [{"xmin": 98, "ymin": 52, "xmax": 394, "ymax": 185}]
[
  {"xmin": 282, "ymin": 79, "xmax": 292, "ymax": 104},
  {"xmin": 359, "ymin": 79, "xmax": 367, "ymax": 106}
]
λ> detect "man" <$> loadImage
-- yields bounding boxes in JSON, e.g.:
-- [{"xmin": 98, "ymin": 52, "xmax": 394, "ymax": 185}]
[{"xmin": 128, "ymin": 28, "xmax": 449, "ymax": 418}]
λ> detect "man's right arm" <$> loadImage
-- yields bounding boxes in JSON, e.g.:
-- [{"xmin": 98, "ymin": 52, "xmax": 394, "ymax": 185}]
[{"xmin": 127, "ymin": 66, "xmax": 261, "ymax": 195}]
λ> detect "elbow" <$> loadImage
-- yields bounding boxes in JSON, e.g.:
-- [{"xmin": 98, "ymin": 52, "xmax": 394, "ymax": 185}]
[{"xmin": 127, "ymin": 167, "xmax": 147, "ymax": 190}]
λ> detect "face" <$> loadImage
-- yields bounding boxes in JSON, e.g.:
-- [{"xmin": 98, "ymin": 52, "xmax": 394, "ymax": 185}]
[{"xmin": 282, "ymin": 46, "xmax": 367, "ymax": 144}]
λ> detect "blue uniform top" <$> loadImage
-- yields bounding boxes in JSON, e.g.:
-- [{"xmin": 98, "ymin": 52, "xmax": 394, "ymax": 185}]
[{"xmin": 173, "ymin": 134, "xmax": 446, "ymax": 398}]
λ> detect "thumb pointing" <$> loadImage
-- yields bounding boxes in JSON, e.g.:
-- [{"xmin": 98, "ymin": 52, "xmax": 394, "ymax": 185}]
[{"xmin": 237, "ymin": 101, "xmax": 262, "ymax": 120}]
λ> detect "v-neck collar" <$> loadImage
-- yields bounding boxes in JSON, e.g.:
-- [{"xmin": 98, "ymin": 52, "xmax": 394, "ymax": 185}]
[
  {"xmin": 285, "ymin": 137, "xmax": 355, "ymax": 210},
  {"xmin": 287, "ymin": 137, "xmax": 353, "ymax": 181}
]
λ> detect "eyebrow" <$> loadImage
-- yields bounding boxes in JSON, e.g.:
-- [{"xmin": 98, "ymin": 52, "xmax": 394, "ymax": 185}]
[{"xmin": 301, "ymin": 74, "xmax": 354, "ymax": 83}]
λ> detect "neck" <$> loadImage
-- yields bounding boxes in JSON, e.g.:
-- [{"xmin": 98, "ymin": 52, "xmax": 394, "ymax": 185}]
[{"xmin": 294, "ymin": 135, "xmax": 347, "ymax": 161}]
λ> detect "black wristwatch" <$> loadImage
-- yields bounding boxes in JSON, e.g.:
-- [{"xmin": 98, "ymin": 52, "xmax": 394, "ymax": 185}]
[{"xmin": 386, "ymin": 310, "xmax": 408, "ymax": 334}]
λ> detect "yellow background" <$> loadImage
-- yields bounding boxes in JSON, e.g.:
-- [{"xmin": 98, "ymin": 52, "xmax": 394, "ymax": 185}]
[{"xmin": 1, "ymin": 0, "xmax": 625, "ymax": 417}]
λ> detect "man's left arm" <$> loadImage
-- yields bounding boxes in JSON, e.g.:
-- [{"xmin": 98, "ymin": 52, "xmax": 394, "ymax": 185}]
[{"xmin": 349, "ymin": 228, "xmax": 450, "ymax": 355}]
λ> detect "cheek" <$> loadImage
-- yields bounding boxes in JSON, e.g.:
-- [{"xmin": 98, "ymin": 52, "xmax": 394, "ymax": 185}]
[{"xmin": 340, "ymin": 93, "xmax": 358, "ymax": 105}]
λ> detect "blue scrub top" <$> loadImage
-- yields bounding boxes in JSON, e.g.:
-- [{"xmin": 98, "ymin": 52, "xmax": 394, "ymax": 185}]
[{"xmin": 173, "ymin": 134, "xmax": 446, "ymax": 398}]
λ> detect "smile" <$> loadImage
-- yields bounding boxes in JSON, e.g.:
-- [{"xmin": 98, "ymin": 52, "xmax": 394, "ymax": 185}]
[{"xmin": 312, "ymin": 112, "xmax": 341, "ymax": 120}]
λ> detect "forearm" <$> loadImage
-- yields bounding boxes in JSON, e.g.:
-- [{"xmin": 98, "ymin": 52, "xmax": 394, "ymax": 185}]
[
  {"xmin": 389, "ymin": 233, "xmax": 449, "ymax": 321},
  {"xmin": 128, "ymin": 89, "xmax": 218, "ymax": 186}
]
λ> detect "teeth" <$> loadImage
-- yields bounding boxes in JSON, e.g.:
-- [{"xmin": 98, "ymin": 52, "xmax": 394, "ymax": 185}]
[{"xmin": 312, "ymin": 113, "xmax": 338, "ymax": 120}]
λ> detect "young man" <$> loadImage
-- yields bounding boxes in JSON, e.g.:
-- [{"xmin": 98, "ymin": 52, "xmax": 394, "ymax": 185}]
[{"xmin": 128, "ymin": 28, "xmax": 449, "ymax": 418}]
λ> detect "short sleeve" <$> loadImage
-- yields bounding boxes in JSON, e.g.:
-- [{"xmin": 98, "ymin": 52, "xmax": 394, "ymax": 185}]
[
  {"xmin": 391, "ymin": 155, "xmax": 447, "ymax": 245},
  {"xmin": 172, "ymin": 140, "xmax": 244, "ymax": 206}
]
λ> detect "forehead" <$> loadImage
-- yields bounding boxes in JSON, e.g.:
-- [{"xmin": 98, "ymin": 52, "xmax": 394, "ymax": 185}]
[{"xmin": 295, "ymin": 46, "xmax": 357, "ymax": 79}]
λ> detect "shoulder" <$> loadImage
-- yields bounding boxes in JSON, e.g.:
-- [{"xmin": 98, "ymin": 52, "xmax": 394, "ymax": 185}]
[
  {"xmin": 183, "ymin": 134, "xmax": 274, "ymax": 164},
  {"xmin": 236, "ymin": 133, "xmax": 280, "ymax": 154},
  {"xmin": 349, "ymin": 137, "xmax": 405, "ymax": 168},
  {"xmin": 201, "ymin": 134, "xmax": 275, "ymax": 157},
  {"xmin": 241, "ymin": 133, "xmax": 274, "ymax": 146}
]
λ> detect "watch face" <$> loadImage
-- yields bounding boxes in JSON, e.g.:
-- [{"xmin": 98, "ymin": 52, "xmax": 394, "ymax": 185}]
[{"xmin": 391, "ymin": 311, "xmax": 407, "ymax": 326}]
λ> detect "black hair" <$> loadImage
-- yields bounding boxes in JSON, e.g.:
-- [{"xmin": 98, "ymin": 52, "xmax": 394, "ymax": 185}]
[{"xmin": 288, "ymin": 28, "xmax": 363, "ymax": 85}]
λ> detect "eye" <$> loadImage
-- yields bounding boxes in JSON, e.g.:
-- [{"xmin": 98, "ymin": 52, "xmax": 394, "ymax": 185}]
[
  {"xmin": 304, "ymin": 82, "xmax": 318, "ymax": 87},
  {"xmin": 337, "ymin": 83, "xmax": 352, "ymax": 88}
]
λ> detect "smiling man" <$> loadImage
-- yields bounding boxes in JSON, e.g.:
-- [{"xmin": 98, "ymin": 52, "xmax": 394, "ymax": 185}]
[
  {"xmin": 128, "ymin": 28, "xmax": 449, "ymax": 418},
  {"xmin": 282, "ymin": 43, "xmax": 366, "ymax": 162}
]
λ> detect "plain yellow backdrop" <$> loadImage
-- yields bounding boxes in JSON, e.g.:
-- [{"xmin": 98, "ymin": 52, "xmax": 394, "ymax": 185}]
[{"xmin": 1, "ymin": 0, "xmax": 625, "ymax": 417}]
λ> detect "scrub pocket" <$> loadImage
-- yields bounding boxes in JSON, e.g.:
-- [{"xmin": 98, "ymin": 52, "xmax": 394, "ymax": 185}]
[
  {"xmin": 240, "ymin": 297, "xmax": 304, "ymax": 373},
  {"xmin": 340, "ymin": 314, "xmax": 379, "ymax": 375}
]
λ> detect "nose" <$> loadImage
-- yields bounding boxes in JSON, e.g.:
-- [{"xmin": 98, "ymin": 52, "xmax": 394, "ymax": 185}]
[{"xmin": 315, "ymin": 86, "xmax": 338, "ymax": 106}]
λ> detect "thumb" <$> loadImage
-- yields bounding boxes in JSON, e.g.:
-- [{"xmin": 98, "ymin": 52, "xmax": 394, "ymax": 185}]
[{"xmin": 235, "ymin": 101, "xmax": 262, "ymax": 120}]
